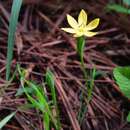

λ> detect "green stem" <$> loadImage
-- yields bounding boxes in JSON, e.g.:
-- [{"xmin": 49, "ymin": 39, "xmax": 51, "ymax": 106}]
[
  {"xmin": 77, "ymin": 36, "xmax": 95, "ymax": 124},
  {"xmin": 80, "ymin": 55, "xmax": 88, "ymax": 87},
  {"xmin": 80, "ymin": 52, "xmax": 94, "ymax": 103},
  {"xmin": 76, "ymin": 36, "xmax": 88, "ymax": 93},
  {"xmin": 77, "ymin": 36, "xmax": 88, "ymax": 123}
]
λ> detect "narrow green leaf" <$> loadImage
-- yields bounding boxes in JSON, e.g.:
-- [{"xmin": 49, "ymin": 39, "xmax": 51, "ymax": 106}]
[
  {"xmin": 15, "ymin": 87, "xmax": 34, "ymax": 96},
  {"xmin": 45, "ymin": 69, "xmax": 61, "ymax": 130},
  {"xmin": 45, "ymin": 69, "xmax": 56, "ymax": 105},
  {"xmin": 88, "ymin": 67, "xmax": 96, "ymax": 101},
  {"xmin": 43, "ymin": 113, "xmax": 50, "ymax": 130},
  {"xmin": 127, "ymin": 112, "xmax": 130, "ymax": 122},
  {"xmin": 25, "ymin": 81, "xmax": 47, "ymax": 106},
  {"xmin": 0, "ymin": 112, "xmax": 16, "ymax": 129},
  {"xmin": 23, "ymin": 80, "xmax": 58, "ymax": 129},
  {"xmin": 18, "ymin": 66, "xmax": 59, "ymax": 129},
  {"xmin": 113, "ymin": 66, "xmax": 130, "ymax": 99},
  {"xmin": 6, "ymin": 0, "xmax": 23, "ymax": 80},
  {"xmin": 106, "ymin": 4, "xmax": 130, "ymax": 14}
]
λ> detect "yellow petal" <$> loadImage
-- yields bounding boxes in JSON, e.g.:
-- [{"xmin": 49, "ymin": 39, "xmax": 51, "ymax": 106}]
[
  {"xmin": 86, "ymin": 18, "xmax": 100, "ymax": 31},
  {"xmin": 78, "ymin": 9, "xmax": 87, "ymax": 26},
  {"xmin": 61, "ymin": 28, "xmax": 75, "ymax": 34},
  {"xmin": 74, "ymin": 34, "xmax": 83, "ymax": 37},
  {"xmin": 84, "ymin": 31, "xmax": 98, "ymax": 37},
  {"xmin": 67, "ymin": 14, "xmax": 78, "ymax": 29}
]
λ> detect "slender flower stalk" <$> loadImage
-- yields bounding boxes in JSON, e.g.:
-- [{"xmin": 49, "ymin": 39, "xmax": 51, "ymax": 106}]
[{"xmin": 61, "ymin": 9, "xmax": 100, "ymax": 124}]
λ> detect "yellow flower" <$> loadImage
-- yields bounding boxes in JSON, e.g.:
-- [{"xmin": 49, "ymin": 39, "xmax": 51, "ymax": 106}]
[{"xmin": 61, "ymin": 9, "xmax": 100, "ymax": 37}]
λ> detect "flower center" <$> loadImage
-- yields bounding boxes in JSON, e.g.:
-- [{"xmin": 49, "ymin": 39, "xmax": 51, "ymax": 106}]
[{"xmin": 78, "ymin": 27, "xmax": 84, "ymax": 33}]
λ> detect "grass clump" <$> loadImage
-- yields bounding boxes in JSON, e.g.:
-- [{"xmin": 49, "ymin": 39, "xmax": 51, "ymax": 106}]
[{"xmin": 17, "ymin": 66, "xmax": 61, "ymax": 130}]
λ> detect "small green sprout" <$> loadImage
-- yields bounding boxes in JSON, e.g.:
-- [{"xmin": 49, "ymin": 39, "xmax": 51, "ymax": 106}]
[{"xmin": 0, "ymin": 112, "xmax": 16, "ymax": 129}]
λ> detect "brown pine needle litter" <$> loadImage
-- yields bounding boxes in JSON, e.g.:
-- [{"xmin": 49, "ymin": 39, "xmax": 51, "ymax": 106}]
[{"xmin": 0, "ymin": 0, "xmax": 130, "ymax": 130}]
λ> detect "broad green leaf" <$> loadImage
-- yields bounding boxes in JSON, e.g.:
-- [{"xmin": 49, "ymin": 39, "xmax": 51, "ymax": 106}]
[
  {"xmin": 6, "ymin": 0, "xmax": 23, "ymax": 80},
  {"xmin": 113, "ymin": 66, "xmax": 130, "ymax": 99},
  {"xmin": 127, "ymin": 112, "xmax": 130, "ymax": 122},
  {"xmin": 0, "ymin": 112, "xmax": 16, "ymax": 129},
  {"xmin": 106, "ymin": 4, "xmax": 130, "ymax": 14},
  {"xmin": 77, "ymin": 36, "xmax": 85, "ymax": 61},
  {"xmin": 123, "ymin": 0, "xmax": 130, "ymax": 6}
]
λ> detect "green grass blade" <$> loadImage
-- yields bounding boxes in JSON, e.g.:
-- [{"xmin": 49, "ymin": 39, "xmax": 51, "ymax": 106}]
[
  {"xmin": 25, "ymin": 81, "xmax": 58, "ymax": 129},
  {"xmin": 18, "ymin": 66, "xmax": 59, "ymax": 129},
  {"xmin": 88, "ymin": 67, "xmax": 96, "ymax": 102},
  {"xmin": 127, "ymin": 112, "xmax": 130, "ymax": 122},
  {"xmin": 0, "ymin": 112, "xmax": 16, "ymax": 129},
  {"xmin": 106, "ymin": 4, "xmax": 130, "ymax": 14},
  {"xmin": 45, "ymin": 69, "xmax": 56, "ymax": 105},
  {"xmin": 43, "ymin": 113, "xmax": 50, "ymax": 130},
  {"xmin": 123, "ymin": 0, "xmax": 130, "ymax": 6},
  {"xmin": 45, "ymin": 69, "xmax": 61, "ymax": 130},
  {"xmin": 6, "ymin": 0, "xmax": 22, "ymax": 81}
]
